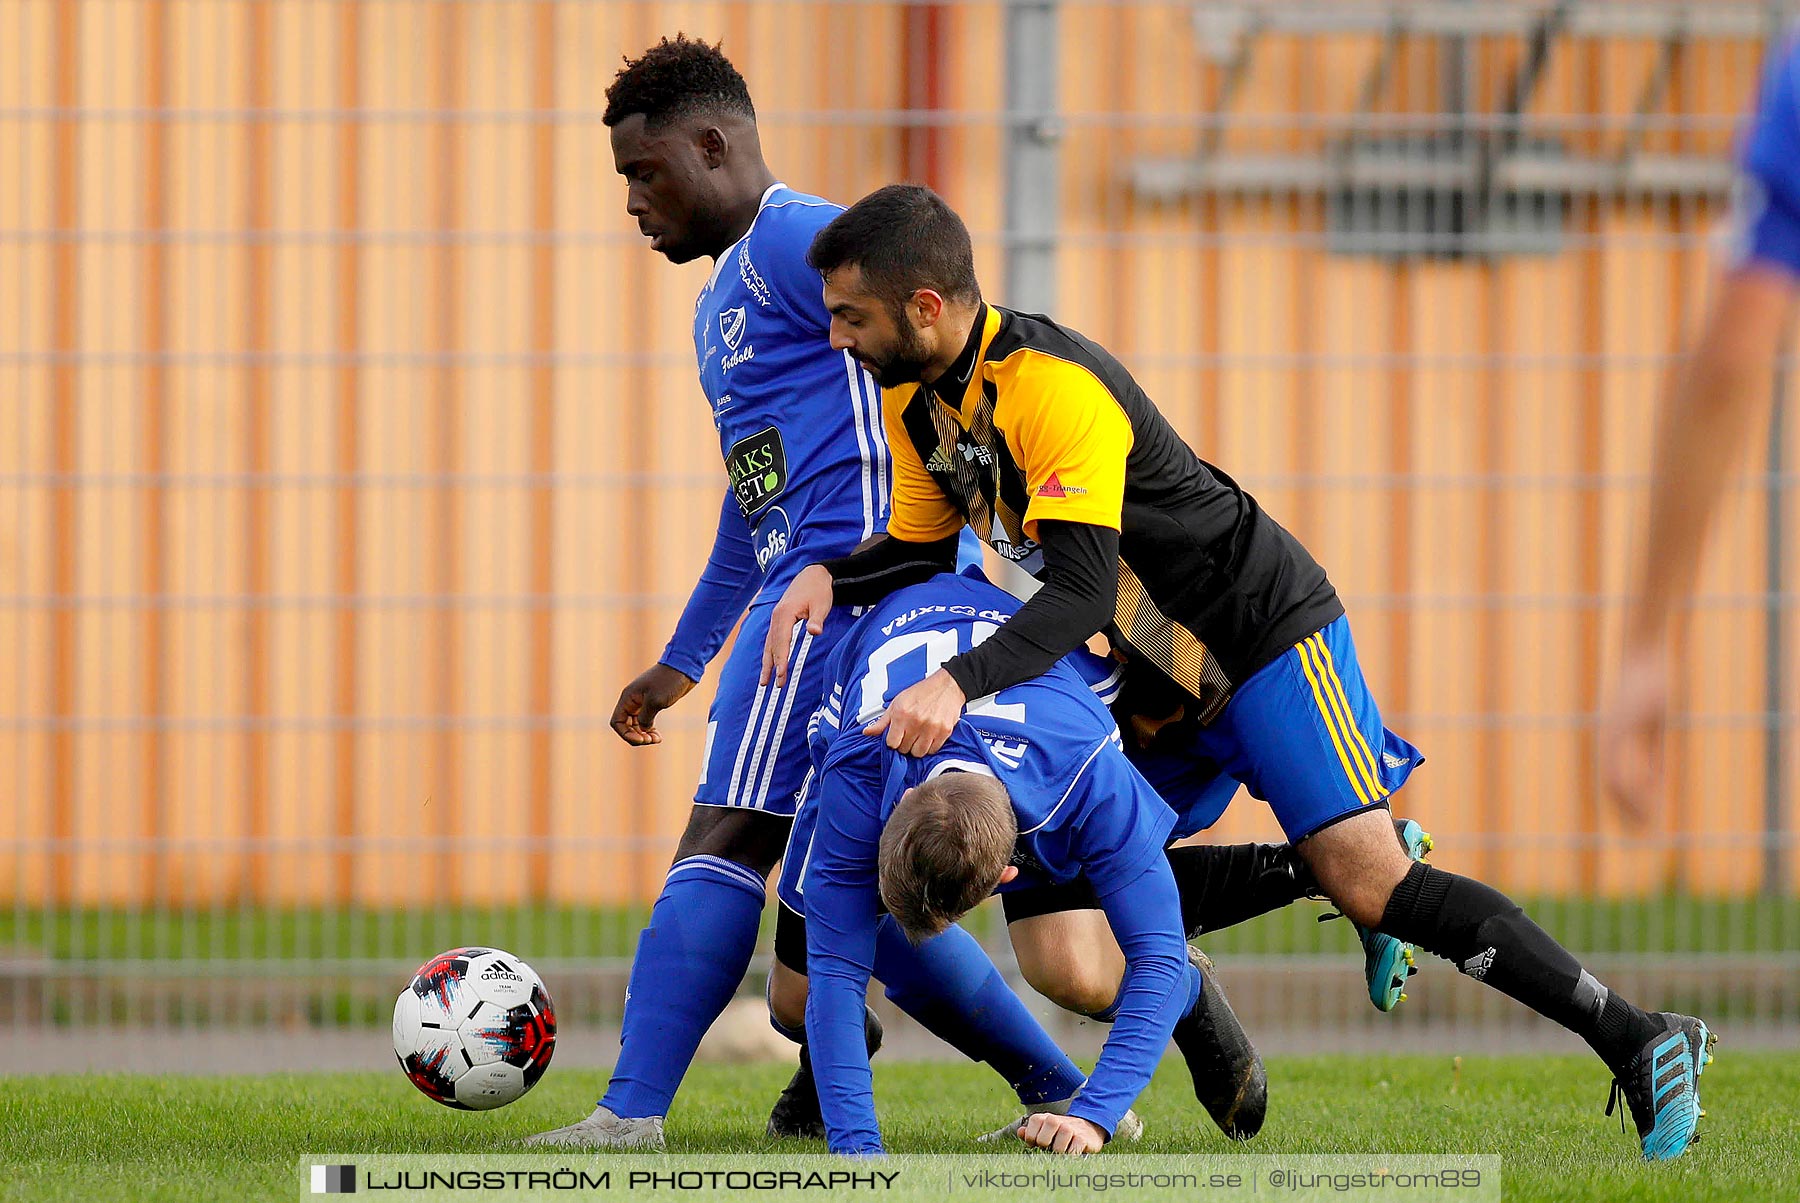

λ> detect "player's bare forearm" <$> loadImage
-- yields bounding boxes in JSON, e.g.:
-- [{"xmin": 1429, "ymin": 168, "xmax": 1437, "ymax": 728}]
[{"xmin": 1627, "ymin": 267, "xmax": 1795, "ymax": 649}]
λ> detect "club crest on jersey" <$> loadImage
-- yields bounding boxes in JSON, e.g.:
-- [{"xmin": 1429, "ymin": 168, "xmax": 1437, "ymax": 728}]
[
  {"xmin": 720, "ymin": 307, "xmax": 747, "ymax": 351},
  {"xmin": 727, "ymin": 426, "xmax": 788, "ymax": 518}
]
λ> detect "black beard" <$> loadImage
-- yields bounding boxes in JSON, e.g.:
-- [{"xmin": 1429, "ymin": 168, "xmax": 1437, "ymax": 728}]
[
  {"xmin": 870, "ymin": 355, "xmax": 932, "ymax": 387},
  {"xmin": 868, "ymin": 320, "xmax": 935, "ymax": 387}
]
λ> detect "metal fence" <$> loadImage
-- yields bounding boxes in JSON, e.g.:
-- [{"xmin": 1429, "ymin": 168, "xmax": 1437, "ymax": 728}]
[{"xmin": 3, "ymin": 0, "xmax": 1797, "ymax": 1066}]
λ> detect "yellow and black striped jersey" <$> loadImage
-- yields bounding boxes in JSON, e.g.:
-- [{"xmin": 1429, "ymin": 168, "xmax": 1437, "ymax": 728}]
[{"xmin": 882, "ymin": 304, "xmax": 1343, "ymax": 723}]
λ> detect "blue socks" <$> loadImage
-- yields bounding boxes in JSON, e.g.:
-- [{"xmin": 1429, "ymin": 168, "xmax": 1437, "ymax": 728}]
[
  {"xmin": 601, "ymin": 856, "xmax": 768, "ymax": 1119},
  {"xmin": 873, "ymin": 917, "xmax": 1087, "ymax": 1105}
]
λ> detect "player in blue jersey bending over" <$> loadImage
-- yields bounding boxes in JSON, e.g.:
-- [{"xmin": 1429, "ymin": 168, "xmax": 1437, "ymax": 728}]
[
  {"xmin": 1605, "ymin": 35, "xmax": 1800, "ymax": 825},
  {"xmin": 768, "ymin": 569, "xmax": 1411, "ymax": 1154},
  {"xmin": 526, "ymin": 34, "xmax": 1097, "ymax": 1151}
]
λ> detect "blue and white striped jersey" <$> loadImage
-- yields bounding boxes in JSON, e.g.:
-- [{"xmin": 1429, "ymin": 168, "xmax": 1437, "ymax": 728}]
[
  {"xmin": 694, "ymin": 183, "xmax": 888, "ymax": 595},
  {"xmin": 658, "ymin": 183, "xmax": 893, "ymax": 680}
]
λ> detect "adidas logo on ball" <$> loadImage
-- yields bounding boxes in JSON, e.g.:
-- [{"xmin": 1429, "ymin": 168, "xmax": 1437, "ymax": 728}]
[{"xmin": 480, "ymin": 961, "xmax": 525, "ymax": 983}]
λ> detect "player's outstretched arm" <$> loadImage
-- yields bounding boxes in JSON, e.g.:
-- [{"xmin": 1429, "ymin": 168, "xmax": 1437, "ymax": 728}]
[
  {"xmin": 800, "ymin": 751, "xmax": 891, "ymax": 1154},
  {"xmin": 1047, "ymin": 858, "xmax": 1191, "ymax": 1150},
  {"xmin": 761, "ymin": 534, "xmax": 963, "ymax": 687},
  {"xmin": 871, "ymin": 519, "xmax": 1117, "ymax": 759},
  {"xmin": 616, "ymin": 490, "xmax": 760, "ymax": 746},
  {"xmin": 1604, "ymin": 266, "xmax": 1795, "ymax": 819}
]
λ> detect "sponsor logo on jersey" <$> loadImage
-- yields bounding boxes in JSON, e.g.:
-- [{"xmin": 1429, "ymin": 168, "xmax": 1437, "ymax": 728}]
[
  {"xmin": 991, "ymin": 535, "xmax": 1040, "ymax": 564},
  {"xmin": 727, "ymin": 426, "xmax": 788, "ymax": 518},
  {"xmin": 738, "ymin": 244, "xmax": 772, "ymax": 308},
  {"xmin": 755, "ymin": 506, "xmax": 792, "ymax": 572},
  {"xmin": 982, "ymin": 735, "xmax": 1029, "ymax": 769},
  {"xmin": 720, "ymin": 306, "xmax": 747, "ymax": 350},
  {"xmin": 924, "ymin": 438, "xmax": 993, "ymax": 472},
  {"xmin": 1035, "ymin": 472, "xmax": 1087, "ymax": 499},
  {"xmin": 959, "ymin": 440, "xmax": 994, "ymax": 468},
  {"xmin": 878, "ymin": 602, "xmax": 1012, "ymax": 637}
]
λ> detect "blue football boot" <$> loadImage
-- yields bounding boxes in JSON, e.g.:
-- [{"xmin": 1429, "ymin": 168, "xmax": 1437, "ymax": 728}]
[
  {"xmin": 1351, "ymin": 818, "xmax": 1432, "ymax": 1012},
  {"xmin": 1605, "ymin": 1012, "xmax": 1715, "ymax": 1161}
]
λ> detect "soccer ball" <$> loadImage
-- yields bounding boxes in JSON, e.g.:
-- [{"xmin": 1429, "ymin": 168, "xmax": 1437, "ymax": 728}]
[{"xmin": 392, "ymin": 946, "xmax": 557, "ymax": 1110}]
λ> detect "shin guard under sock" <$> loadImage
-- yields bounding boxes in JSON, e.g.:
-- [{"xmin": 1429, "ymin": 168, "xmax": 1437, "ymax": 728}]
[
  {"xmin": 601, "ymin": 859, "xmax": 767, "ymax": 1118},
  {"xmin": 1378, "ymin": 862, "xmax": 1660, "ymax": 1063}
]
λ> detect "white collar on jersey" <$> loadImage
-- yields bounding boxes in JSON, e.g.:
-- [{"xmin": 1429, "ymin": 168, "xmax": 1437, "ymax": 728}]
[{"xmin": 705, "ymin": 182, "xmax": 787, "ymax": 293}]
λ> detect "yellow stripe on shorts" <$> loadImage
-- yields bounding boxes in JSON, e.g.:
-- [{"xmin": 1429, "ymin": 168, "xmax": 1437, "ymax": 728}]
[
  {"xmin": 1296, "ymin": 635, "xmax": 1372, "ymax": 807},
  {"xmin": 1312, "ymin": 633, "xmax": 1388, "ymax": 801}
]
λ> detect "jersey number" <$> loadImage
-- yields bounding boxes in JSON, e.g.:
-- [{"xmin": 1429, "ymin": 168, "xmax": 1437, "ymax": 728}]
[{"xmin": 856, "ymin": 622, "xmax": 1027, "ymax": 724}]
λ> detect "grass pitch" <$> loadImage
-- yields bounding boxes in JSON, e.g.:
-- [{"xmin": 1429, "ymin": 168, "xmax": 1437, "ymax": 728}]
[{"xmin": 3, "ymin": 1053, "xmax": 1796, "ymax": 1203}]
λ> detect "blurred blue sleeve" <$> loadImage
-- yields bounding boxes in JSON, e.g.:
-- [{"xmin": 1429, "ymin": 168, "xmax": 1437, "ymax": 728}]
[
  {"xmin": 802, "ymin": 739, "xmax": 893, "ymax": 1155},
  {"xmin": 1064, "ymin": 857, "xmax": 1199, "ymax": 1140},
  {"xmin": 658, "ymin": 489, "xmax": 762, "ymax": 682},
  {"xmin": 1737, "ymin": 37, "xmax": 1800, "ymax": 275}
]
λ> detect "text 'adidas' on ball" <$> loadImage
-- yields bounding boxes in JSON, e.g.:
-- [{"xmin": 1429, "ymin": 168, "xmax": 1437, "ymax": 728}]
[{"xmin": 392, "ymin": 946, "xmax": 556, "ymax": 1110}]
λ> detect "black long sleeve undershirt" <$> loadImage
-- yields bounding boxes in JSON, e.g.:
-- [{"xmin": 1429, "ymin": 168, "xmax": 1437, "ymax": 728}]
[
  {"xmin": 821, "ymin": 522, "xmax": 1120, "ymax": 700},
  {"xmin": 944, "ymin": 520, "xmax": 1119, "ymax": 700},
  {"xmin": 822, "ymin": 533, "xmax": 962, "ymax": 607}
]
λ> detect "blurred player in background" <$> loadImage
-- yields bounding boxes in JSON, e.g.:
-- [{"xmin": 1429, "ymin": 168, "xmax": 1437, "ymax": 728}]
[
  {"xmin": 768, "ymin": 184, "xmax": 1716, "ymax": 1161},
  {"xmin": 1604, "ymin": 33, "xmax": 1800, "ymax": 823},
  {"xmin": 528, "ymin": 35, "xmax": 1088, "ymax": 1152}
]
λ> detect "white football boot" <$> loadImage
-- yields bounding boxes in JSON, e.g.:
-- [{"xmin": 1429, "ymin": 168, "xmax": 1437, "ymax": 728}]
[{"xmin": 524, "ymin": 1104, "xmax": 665, "ymax": 1150}]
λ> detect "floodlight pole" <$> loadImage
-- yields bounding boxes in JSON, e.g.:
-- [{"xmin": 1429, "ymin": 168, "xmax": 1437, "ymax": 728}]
[
  {"xmin": 1761, "ymin": 3, "xmax": 1789, "ymax": 899},
  {"xmin": 1004, "ymin": 0, "xmax": 1060, "ymax": 312}
]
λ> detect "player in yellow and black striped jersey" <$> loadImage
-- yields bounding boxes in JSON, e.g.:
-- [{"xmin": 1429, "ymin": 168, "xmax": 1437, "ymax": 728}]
[
  {"xmin": 879, "ymin": 299, "xmax": 1341, "ymax": 725},
  {"xmin": 765, "ymin": 184, "xmax": 1714, "ymax": 1160}
]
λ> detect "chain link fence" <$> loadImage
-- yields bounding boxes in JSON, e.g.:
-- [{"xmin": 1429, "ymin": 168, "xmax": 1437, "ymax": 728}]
[{"xmin": 3, "ymin": 0, "xmax": 1796, "ymax": 1069}]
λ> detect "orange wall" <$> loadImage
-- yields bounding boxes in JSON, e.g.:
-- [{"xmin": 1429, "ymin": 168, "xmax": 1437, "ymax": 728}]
[{"xmin": 1, "ymin": 2, "xmax": 1794, "ymax": 905}]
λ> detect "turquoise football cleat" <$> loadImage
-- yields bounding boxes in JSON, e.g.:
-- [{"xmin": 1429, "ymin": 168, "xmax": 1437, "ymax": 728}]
[
  {"xmin": 1353, "ymin": 818, "xmax": 1433, "ymax": 1012},
  {"xmin": 1606, "ymin": 1013, "xmax": 1714, "ymax": 1161}
]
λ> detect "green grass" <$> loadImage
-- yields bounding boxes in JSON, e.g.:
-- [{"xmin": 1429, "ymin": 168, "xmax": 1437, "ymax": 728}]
[
  {"xmin": 3, "ymin": 1054, "xmax": 1795, "ymax": 1203},
  {"xmin": 6, "ymin": 893, "xmax": 1798, "ymax": 962}
]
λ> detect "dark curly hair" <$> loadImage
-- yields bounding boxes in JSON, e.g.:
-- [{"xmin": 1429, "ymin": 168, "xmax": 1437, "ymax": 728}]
[{"xmin": 603, "ymin": 35, "xmax": 756, "ymax": 130}]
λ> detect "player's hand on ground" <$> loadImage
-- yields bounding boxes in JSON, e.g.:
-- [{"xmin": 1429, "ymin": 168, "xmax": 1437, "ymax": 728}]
[
  {"xmin": 610, "ymin": 663, "xmax": 697, "ymax": 747},
  {"xmin": 864, "ymin": 669, "xmax": 965, "ymax": 757},
  {"xmin": 762, "ymin": 564, "xmax": 834, "ymax": 687},
  {"xmin": 1015, "ymin": 1112, "xmax": 1106, "ymax": 1155},
  {"xmin": 1600, "ymin": 642, "xmax": 1670, "ymax": 826}
]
